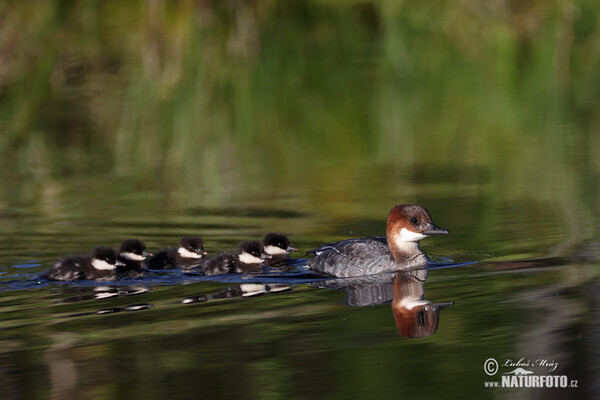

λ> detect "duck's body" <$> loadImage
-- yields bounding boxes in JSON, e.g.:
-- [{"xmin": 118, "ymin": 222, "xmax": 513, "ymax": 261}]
[
  {"xmin": 146, "ymin": 236, "xmax": 206, "ymax": 270},
  {"xmin": 308, "ymin": 237, "xmax": 407, "ymax": 277},
  {"xmin": 203, "ymin": 240, "xmax": 267, "ymax": 275},
  {"xmin": 307, "ymin": 204, "xmax": 448, "ymax": 277},
  {"xmin": 45, "ymin": 247, "xmax": 124, "ymax": 281}
]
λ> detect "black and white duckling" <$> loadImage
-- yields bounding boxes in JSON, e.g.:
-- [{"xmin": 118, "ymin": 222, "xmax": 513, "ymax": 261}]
[
  {"xmin": 45, "ymin": 247, "xmax": 124, "ymax": 281},
  {"xmin": 118, "ymin": 239, "xmax": 153, "ymax": 273},
  {"xmin": 146, "ymin": 236, "xmax": 206, "ymax": 270},
  {"xmin": 203, "ymin": 240, "xmax": 269, "ymax": 275},
  {"xmin": 261, "ymin": 232, "xmax": 297, "ymax": 265}
]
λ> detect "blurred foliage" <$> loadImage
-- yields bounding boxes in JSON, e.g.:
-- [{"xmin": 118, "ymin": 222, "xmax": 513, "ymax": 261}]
[
  {"xmin": 0, "ymin": 0, "xmax": 598, "ymax": 262},
  {"xmin": 0, "ymin": 2, "xmax": 599, "ymax": 398},
  {"xmin": 0, "ymin": 0, "xmax": 598, "ymax": 195}
]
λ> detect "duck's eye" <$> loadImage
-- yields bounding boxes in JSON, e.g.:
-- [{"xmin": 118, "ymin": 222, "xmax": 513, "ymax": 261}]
[{"xmin": 410, "ymin": 217, "xmax": 418, "ymax": 224}]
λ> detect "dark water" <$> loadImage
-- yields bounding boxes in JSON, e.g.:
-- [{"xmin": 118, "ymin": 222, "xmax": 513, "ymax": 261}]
[
  {"xmin": 1, "ymin": 1, "xmax": 600, "ymax": 399},
  {"xmin": 1, "ymin": 197, "xmax": 598, "ymax": 399}
]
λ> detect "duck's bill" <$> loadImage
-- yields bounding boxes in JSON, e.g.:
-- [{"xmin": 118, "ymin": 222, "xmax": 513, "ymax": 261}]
[
  {"xmin": 422, "ymin": 223, "xmax": 449, "ymax": 235},
  {"xmin": 433, "ymin": 301, "xmax": 455, "ymax": 310}
]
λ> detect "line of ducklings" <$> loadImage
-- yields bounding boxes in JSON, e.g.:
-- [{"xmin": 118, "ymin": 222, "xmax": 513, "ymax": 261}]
[{"xmin": 45, "ymin": 233, "xmax": 297, "ymax": 281}]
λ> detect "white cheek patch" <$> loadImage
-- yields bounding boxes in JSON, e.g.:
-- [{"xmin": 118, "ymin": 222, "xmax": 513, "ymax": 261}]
[
  {"xmin": 238, "ymin": 252, "xmax": 263, "ymax": 264},
  {"xmin": 399, "ymin": 299, "xmax": 431, "ymax": 310},
  {"xmin": 239, "ymin": 283, "xmax": 267, "ymax": 297},
  {"xmin": 121, "ymin": 252, "xmax": 146, "ymax": 261},
  {"xmin": 264, "ymin": 245, "xmax": 287, "ymax": 255},
  {"xmin": 178, "ymin": 247, "xmax": 203, "ymax": 259},
  {"xmin": 92, "ymin": 259, "xmax": 116, "ymax": 271},
  {"xmin": 397, "ymin": 228, "xmax": 427, "ymax": 243},
  {"xmin": 95, "ymin": 292, "xmax": 119, "ymax": 300}
]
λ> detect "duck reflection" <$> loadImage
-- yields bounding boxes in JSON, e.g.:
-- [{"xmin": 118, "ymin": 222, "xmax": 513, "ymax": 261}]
[
  {"xmin": 315, "ymin": 269, "xmax": 454, "ymax": 338},
  {"xmin": 391, "ymin": 269, "xmax": 454, "ymax": 338}
]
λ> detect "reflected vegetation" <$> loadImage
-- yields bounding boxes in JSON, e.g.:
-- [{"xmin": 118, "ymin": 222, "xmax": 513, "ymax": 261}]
[
  {"xmin": 0, "ymin": 0, "xmax": 598, "ymax": 265},
  {"xmin": 1, "ymin": 259, "xmax": 599, "ymax": 398},
  {"xmin": 1, "ymin": 0, "xmax": 599, "ymax": 220},
  {"xmin": 0, "ymin": 0, "xmax": 599, "ymax": 398},
  {"xmin": 45, "ymin": 341, "xmax": 77, "ymax": 400}
]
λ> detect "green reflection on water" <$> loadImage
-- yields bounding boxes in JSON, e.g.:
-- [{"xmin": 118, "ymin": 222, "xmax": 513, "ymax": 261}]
[
  {"xmin": 1, "ymin": 263, "xmax": 596, "ymax": 399},
  {"xmin": 0, "ymin": 1, "xmax": 599, "ymax": 399},
  {"xmin": 0, "ymin": 0, "xmax": 597, "ymax": 262},
  {"xmin": 0, "ymin": 0, "xmax": 599, "ymax": 206}
]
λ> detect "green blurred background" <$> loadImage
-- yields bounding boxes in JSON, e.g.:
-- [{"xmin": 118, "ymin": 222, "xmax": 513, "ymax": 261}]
[
  {"xmin": 1, "ymin": 0, "xmax": 598, "ymax": 268},
  {"xmin": 1, "ymin": 2, "xmax": 599, "ymax": 399},
  {"xmin": 1, "ymin": 0, "xmax": 598, "ymax": 205}
]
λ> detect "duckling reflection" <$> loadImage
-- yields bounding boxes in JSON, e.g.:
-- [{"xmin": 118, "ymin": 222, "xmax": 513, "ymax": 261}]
[
  {"xmin": 182, "ymin": 283, "xmax": 292, "ymax": 304},
  {"xmin": 58, "ymin": 285, "xmax": 149, "ymax": 303},
  {"xmin": 314, "ymin": 269, "xmax": 453, "ymax": 338},
  {"xmin": 57, "ymin": 285, "xmax": 154, "ymax": 317}
]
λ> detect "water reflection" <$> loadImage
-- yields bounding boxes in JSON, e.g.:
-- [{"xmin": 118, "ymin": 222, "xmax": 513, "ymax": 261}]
[
  {"xmin": 59, "ymin": 285, "xmax": 155, "ymax": 317},
  {"xmin": 315, "ymin": 268, "xmax": 454, "ymax": 338},
  {"xmin": 59, "ymin": 285, "xmax": 149, "ymax": 303},
  {"xmin": 183, "ymin": 283, "xmax": 293, "ymax": 304},
  {"xmin": 52, "ymin": 265, "xmax": 456, "ymax": 341},
  {"xmin": 0, "ymin": 258, "xmax": 595, "ymax": 400},
  {"xmin": 51, "ymin": 266, "xmax": 454, "ymax": 340},
  {"xmin": 44, "ymin": 341, "xmax": 77, "ymax": 400},
  {"xmin": 0, "ymin": 0, "xmax": 597, "ymax": 397},
  {"xmin": 391, "ymin": 269, "xmax": 454, "ymax": 338}
]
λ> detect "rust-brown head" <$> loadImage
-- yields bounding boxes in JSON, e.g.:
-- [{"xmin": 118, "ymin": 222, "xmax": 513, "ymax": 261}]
[{"xmin": 386, "ymin": 205, "xmax": 449, "ymax": 256}]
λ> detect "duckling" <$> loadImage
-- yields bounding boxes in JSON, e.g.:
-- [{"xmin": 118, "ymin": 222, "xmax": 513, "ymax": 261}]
[
  {"xmin": 45, "ymin": 247, "xmax": 124, "ymax": 281},
  {"xmin": 261, "ymin": 232, "xmax": 297, "ymax": 266},
  {"xmin": 203, "ymin": 240, "xmax": 269, "ymax": 275},
  {"xmin": 146, "ymin": 236, "xmax": 206, "ymax": 270},
  {"xmin": 118, "ymin": 239, "xmax": 153, "ymax": 273}
]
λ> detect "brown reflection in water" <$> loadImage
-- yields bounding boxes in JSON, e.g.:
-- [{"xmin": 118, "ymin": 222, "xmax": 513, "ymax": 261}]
[
  {"xmin": 391, "ymin": 270, "xmax": 454, "ymax": 338},
  {"xmin": 44, "ymin": 341, "xmax": 77, "ymax": 400},
  {"xmin": 313, "ymin": 268, "xmax": 454, "ymax": 338}
]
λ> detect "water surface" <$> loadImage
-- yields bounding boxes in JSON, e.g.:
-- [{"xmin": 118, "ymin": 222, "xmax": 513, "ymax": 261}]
[{"xmin": 1, "ymin": 1, "xmax": 599, "ymax": 399}]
